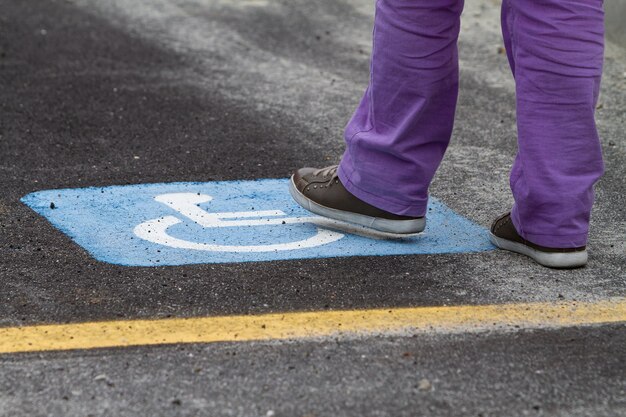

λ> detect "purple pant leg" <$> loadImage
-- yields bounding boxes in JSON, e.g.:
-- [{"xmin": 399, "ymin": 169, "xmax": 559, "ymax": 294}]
[
  {"xmin": 338, "ymin": 0, "xmax": 464, "ymax": 217},
  {"xmin": 502, "ymin": 0, "xmax": 605, "ymax": 248}
]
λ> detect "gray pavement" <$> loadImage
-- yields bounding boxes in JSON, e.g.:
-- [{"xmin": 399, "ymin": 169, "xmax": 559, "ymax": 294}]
[
  {"xmin": 2, "ymin": 325, "xmax": 625, "ymax": 417},
  {"xmin": 0, "ymin": 0, "xmax": 625, "ymax": 416},
  {"xmin": 606, "ymin": 0, "xmax": 626, "ymax": 46}
]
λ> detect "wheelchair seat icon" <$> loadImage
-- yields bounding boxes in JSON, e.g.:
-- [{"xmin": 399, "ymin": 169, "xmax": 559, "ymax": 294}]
[{"xmin": 133, "ymin": 193, "xmax": 346, "ymax": 252}]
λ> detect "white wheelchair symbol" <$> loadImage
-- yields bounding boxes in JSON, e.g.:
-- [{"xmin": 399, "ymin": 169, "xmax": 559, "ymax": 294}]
[{"xmin": 133, "ymin": 193, "xmax": 346, "ymax": 252}]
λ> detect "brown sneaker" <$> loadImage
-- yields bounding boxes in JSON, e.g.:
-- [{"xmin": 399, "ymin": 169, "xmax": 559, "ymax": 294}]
[
  {"xmin": 289, "ymin": 165, "xmax": 425, "ymax": 234},
  {"xmin": 489, "ymin": 212, "xmax": 587, "ymax": 268}
]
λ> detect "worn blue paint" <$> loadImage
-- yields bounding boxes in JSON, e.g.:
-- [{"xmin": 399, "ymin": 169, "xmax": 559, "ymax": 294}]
[{"xmin": 21, "ymin": 179, "xmax": 495, "ymax": 266}]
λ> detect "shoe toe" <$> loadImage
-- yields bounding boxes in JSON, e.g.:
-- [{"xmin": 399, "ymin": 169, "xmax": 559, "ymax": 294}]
[
  {"xmin": 490, "ymin": 212, "xmax": 511, "ymax": 234},
  {"xmin": 292, "ymin": 167, "xmax": 317, "ymax": 191}
]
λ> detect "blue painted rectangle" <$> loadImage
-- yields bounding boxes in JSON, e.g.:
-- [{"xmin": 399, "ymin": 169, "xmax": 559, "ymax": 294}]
[{"xmin": 21, "ymin": 179, "xmax": 494, "ymax": 266}]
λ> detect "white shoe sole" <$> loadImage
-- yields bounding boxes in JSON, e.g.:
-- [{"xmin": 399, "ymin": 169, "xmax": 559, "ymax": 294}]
[
  {"xmin": 289, "ymin": 176, "xmax": 425, "ymax": 235},
  {"xmin": 489, "ymin": 233, "xmax": 587, "ymax": 268}
]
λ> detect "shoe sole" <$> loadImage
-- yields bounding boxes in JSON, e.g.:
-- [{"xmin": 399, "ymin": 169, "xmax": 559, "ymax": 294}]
[
  {"xmin": 489, "ymin": 233, "xmax": 587, "ymax": 269},
  {"xmin": 289, "ymin": 176, "xmax": 425, "ymax": 235}
]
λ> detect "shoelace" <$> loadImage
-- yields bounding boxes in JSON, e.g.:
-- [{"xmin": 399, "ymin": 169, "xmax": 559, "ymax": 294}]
[{"xmin": 316, "ymin": 165, "xmax": 339, "ymax": 185}]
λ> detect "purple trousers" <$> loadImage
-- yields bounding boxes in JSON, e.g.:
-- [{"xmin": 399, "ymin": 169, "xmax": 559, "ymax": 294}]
[{"xmin": 338, "ymin": 0, "xmax": 605, "ymax": 248}]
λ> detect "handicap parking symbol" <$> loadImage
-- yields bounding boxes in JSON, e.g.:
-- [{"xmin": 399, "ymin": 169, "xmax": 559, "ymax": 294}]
[
  {"xmin": 134, "ymin": 192, "xmax": 344, "ymax": 252},
  {"xmin": 21, "ymin": 179, "xmax": 494, "ymax": 266}
]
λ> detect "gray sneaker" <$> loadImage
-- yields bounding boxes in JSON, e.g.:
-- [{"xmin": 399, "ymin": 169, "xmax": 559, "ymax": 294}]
[
  {"xmin": 489, "ymin": 212, "xmax": 588, "ymax": 268},
  {"xmin": 289, "ymin": 165, "xmax": 425, "ymax": 234}
]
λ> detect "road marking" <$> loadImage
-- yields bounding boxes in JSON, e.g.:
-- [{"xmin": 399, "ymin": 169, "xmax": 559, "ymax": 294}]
[
  {"xmin": 20, "ymin": 179, "xmax": 494, "ymax": 266},
  {"xmin": 134, "ymin": 192, "xmax": 345, "ymax": 252},
  {"xmin": 0, "ymin": 299, "xmax": 624, "ymax": 355}
]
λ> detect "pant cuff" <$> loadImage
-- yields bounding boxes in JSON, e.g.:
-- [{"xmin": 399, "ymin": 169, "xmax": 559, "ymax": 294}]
[
  {"xmin": 511, "ymin": 206, "xmax": 589, "ymax": 248},
  {"xmin": 337, "ymin": 161, "xmax": 427, "ymax": 217}
]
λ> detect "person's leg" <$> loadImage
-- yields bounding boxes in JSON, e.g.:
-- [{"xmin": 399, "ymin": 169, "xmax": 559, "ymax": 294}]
[
  {"xmin": 337, "ymin": 0, "xmax": 465, "ymax": 217},
  {"xmin": 501, "ymin": 0, "xmax": 605, "ymax": 248}
]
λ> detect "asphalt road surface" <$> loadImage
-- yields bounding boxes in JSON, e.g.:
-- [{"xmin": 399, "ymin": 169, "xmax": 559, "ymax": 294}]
[{"xmin": 1, "ymin": 0, "xmax": 625, "ymax": 415}]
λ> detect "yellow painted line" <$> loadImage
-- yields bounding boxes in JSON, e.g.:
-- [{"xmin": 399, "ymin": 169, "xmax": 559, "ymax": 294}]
[{"xmin": 0, "ymin": 299, "xmax": 624, "ymax": 354}]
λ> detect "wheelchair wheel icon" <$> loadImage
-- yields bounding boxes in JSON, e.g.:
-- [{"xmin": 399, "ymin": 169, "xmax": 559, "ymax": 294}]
[{"xmin": 133, "ymin": 193, "xmax": 345, "ymax": 252}]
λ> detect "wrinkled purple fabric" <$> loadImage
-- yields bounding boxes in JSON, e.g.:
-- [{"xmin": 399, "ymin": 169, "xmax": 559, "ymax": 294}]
[{"xmin": 338, "ymin": 0, "xmax": 605, "ymax": 248}]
